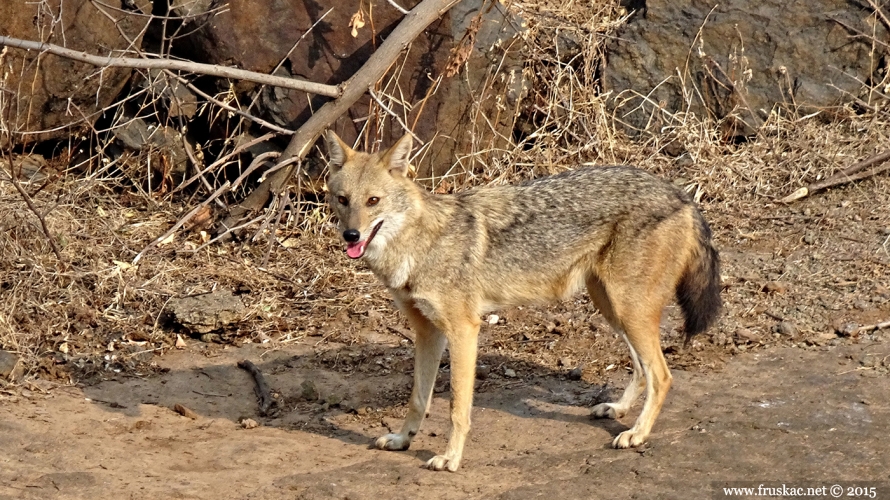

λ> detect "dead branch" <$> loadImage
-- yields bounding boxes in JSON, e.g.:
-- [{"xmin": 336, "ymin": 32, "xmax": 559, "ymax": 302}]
[
  {"xmin": 237, "ymin": 359, "xmax": 274, "ymax": 416},
  {"xmin": 780, "ymin": 148, "xmax": 890, "ymax": 203},
  {"xmin": 856, "ymin": 320, "xmax": 890, "ymax": 335},
  {"xmin": 0, "ymin": 35, "xmax": 340, "ymax": 98},
  {"xmin": 215, "ymin": 0, "xmax": 461, "ymax": 235}
]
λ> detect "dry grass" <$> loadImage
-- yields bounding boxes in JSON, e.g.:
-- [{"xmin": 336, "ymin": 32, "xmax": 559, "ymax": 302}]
[{"xmin": 1, "ymin": 0, "xmax": 889, "ymax": 383}]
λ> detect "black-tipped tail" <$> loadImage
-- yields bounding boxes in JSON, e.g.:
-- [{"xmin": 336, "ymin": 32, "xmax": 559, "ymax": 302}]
[{"xmin": 676, "ymin": 213, "xmax": 722, "ymax": 344}]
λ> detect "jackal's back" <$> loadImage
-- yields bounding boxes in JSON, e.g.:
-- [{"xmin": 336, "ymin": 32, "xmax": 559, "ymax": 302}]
[{"xmin": 455, "ymin": 166, "xmax": 692, "ymax": 263}]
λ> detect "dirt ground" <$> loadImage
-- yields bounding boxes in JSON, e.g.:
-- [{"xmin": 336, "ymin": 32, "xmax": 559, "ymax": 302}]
[
  {"xmin": 1, "ymin": 172, "xmax": 890, "ymax": 499},
  {"xmin": 1, "ymin": 337, "xmax": 889, "ymax": 499}
]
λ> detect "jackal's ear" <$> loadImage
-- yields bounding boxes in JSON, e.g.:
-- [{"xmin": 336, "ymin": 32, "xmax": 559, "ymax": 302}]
[
  {"xmin": 325, "ymin": 130, "xmax": 353, "ymax": 173},
  {"xmin": 383, "ymin": 134, "xmax": 413, "ymax": 177}
]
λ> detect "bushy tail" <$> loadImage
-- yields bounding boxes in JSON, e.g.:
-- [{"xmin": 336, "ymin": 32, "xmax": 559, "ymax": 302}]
[{"xmin": 676, "ymin": 211, "xmax": 722, "ymax": 344}]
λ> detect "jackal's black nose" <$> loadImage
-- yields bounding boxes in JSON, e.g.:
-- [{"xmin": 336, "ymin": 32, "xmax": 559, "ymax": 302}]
[{"xmin": 343, "ymin": 229, "xmax": 360, "ymax": 242}]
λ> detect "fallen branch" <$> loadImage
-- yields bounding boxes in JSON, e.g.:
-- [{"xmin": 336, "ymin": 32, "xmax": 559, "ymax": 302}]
[
  {"xmin": 215, "ymin": 0, "xmax": 460, "ymax": 235},
  {"xmin": 856, "ymin": 320, "xmax": 890, "ymax": 335},
  {"xmin": 0, "ymin": 35, "xmax": 340, "ymax": 98},
  {"xmin": 780, "ymin": 148, "xmax": 890, "ymax": 203},
  {"xmin": 237, "ymin": 359, "xmax": 274, "ymax": 416}
]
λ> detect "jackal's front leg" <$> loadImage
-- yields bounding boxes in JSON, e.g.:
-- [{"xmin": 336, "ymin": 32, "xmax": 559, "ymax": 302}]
[
  {"xmin": 375, "ymin": 304, "xmax": 446, "ymax": 451},
  {"xmin": 425, "ymin": 319, "xmax": 479, "ymax": 472}
]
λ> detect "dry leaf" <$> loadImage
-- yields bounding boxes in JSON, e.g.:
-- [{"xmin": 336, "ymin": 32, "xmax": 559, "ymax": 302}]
[
  {"xmin": 113, "ymin": 260, "xmax": 133, "ymax": 271},
  {"xmin": 173, "ymin": 403, "xmax": 198, "ymax": 419},
  {"xmin": 349, "ymin": 11, "xmax": 365, "ymax": 38}
]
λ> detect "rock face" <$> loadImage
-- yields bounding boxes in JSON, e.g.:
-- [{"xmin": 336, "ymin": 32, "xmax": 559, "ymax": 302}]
[
  {"xmin": 167, "ymin": 291, "xmax": 247, "ymax": 334},
  {"xmin": 175, "ymin": 0, "xmax": 524, "ymax": 177},
  {"xmin": 603, "ymin": 0, "xmax": 889, "ymax": 135},
  {"xmin": 0, "ymin": 0, "xmax": 151, "ymax": 145}
]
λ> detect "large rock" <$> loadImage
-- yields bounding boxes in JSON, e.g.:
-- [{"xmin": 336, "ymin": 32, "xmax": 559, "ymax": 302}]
[
  {"xmin": 174, "ymin": 0, "xmax": 524, "ymax": 177},
  {"xmin": 603, "ymin": 0, "xmax": 889, "ymax": 135},
  {"xmin": 167, "ymin": 290, "xmax": 247, "ymax": 334},
  {"xmin": 0, "ymin": 0, "xmax": 151, "ymax": 146}
]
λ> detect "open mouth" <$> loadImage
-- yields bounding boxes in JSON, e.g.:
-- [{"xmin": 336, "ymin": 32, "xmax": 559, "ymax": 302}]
[{"xmin": 346, "ymin": 220, "xmax": 384, "ymax": 259}]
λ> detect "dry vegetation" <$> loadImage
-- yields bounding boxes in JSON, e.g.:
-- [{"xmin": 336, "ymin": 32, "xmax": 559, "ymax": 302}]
[{"xmin": 1, "ymin": 0, "xmax": 889, "ymax": 388}]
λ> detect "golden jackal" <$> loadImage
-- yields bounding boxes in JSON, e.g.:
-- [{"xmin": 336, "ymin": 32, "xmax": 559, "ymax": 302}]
[{"xmin": 325, "ymin": 131, "xmax": 721, "ymax": 472}]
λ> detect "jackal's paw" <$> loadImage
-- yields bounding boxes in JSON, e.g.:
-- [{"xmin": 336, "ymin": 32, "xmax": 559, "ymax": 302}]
[
  {"xmin": 425, "ymin": 454, "xmax": 461, "ymax": 472},
  {"xmin": 375, "ymin": 433, "xmax": 411, "ymax": 451},
  {"xmin": 612, "ymin": 429, "xmax": 647, "ymax": 449},
  {"xmin": 591, "ymin": 403, "xmax": 626, "ymax": 420}
]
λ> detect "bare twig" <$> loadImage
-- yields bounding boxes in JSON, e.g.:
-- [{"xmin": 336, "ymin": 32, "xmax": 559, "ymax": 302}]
[
  {"xmin": 386, "ymin": 0, "xmax": 410, "ymax": 15},
  {"xmin": 856, "ymin": 320, "xmax": 890, "ymax": 335},
  {"xmin": 368, "ymin": 89, "xmax": 423, "ymax": 143},
  {"xmin": 0, "ymin": 156, "xmax": 64, "ymax": 262},
  {"xmin": 780, "ymin": 149, "xmax": 890, "ymax": 203},
  {"xmin": 163, "ymin": 71, "xmax": 294, "ymax": 135},
  {"xmin": 0, "ymin": 35, "xmax": 341, "ymax": 97},
  {"xmin": 133, "ymin": 181, "xmax": 231, "ymax": 264}
]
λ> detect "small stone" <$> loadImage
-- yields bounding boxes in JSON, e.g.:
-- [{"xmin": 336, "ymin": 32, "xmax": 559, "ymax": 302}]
[
  {"xmin": 773, "ymin": 322, "xmax": 798, "ymax": 337},
  {"xmin": 803, "ymin": 233, "xmax": 816, "ymax": 245},
  {"xmin": 240, "ymin": 418, "xmax": 259, "ymax": 429},
  {"xmin": 860, "ymin": 353, "xmax": 879, "ymax": 368},
  {"xmin": 325, "ymin": 393, "xmax": 344, "ymax": 406},
  {"xmin": 879, "ymin": 227, "xmax": 890, "ymax": 236},
  {"xmin": 300, "ymin": 380, "xmax": 319, "ymax": 402},
  {"xmin": 200, "ymin": 333, "xmax": 222, "ymax": 343},
  {"xmin": 487, "ymin": 315, "xmax": 499, "ymax": 325},
  {"xmin": 568, "ymin": 366, "xmax": 583, "ymax": 381},
  {"xmin": 763, "ymin": 281, "xmax": 789, "ymax": 294},
  {"xmin": 475, "ymin": 365, "xmax": 490, "ymax": 380},
  {"xmin": 546, "ymin": 322, "xmax": 558, "ymax": 333},
  {"xmin": 853, "ymin": 301, "xmax": 869, "ymax": 311},
  {"xmin": 504, "ymin": 368, "xmax": 517, "ymax": 378},
  {"xmin": 836, "ymin": 322, "xmax": 859, "ymax": 337},
  {"xmin": 0, "ymin": 351, "xmax": 22, "ymax": 381}
]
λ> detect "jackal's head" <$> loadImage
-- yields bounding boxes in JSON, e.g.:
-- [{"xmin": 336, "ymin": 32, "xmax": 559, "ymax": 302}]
[{"xmin": 324, "ymin": 131, "xmax": 417, "ymax": 261}]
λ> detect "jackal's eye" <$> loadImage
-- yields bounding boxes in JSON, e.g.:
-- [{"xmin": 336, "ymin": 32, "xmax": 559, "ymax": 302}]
[
  {"xmin": 367, "ymin": 196, "xmax": 380, "ymax": 206},
  {"xmin": 337, "ymin": 196, "xmax": 348, "ymax": 206}
]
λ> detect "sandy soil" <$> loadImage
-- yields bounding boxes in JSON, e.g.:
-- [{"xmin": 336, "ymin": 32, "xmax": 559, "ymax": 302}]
[{"xmin": 1, "ymin": 338, "xmax": 888, "ymax": 499}]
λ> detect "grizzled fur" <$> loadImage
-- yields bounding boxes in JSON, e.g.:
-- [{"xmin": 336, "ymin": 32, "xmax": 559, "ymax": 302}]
[{"xmin": 325, "ymin": 131, "xmax": 721, "ymax": 472}]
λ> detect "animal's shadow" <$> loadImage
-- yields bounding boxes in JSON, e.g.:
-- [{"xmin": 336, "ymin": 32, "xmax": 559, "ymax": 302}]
[{"xmin": 81, "ymin": 341, "xmax": 632, "ymax": 460}]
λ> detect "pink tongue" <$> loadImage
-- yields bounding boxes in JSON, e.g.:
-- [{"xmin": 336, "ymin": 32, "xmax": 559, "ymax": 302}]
[{"xmin": 346, "ymin": 240, "xmax": 367, "ymax": 259}]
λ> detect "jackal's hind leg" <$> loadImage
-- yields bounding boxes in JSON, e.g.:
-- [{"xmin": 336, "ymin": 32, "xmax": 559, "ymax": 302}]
[{"xmin": 591, "ymin": 332, "xmax": 646, "ymax": 420}]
